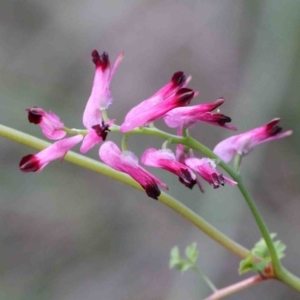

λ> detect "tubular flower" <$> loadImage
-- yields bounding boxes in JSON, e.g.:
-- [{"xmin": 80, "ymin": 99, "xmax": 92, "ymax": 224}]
[
  {"xmin": 141, "ymin": 148, "xmax": 197, "ymax": 189},
  {"xmin": 82, "ymin": 50, "xmax": 124, "ymax": 129},
  {"xmin": 26, "ymin": 107, "xmax": 66, "ymax": 139},
  {"xmin": 80, "ymin": 120, "xmax": 114, "ymax": 153},
  {"xmin": 121, "ymin": 88, "xmax": 196, "ymax": 132},
  {"xmin": 185, "ymin": 157, "xmax": 237, "ymax": 189},
  {"xmin": 164, "ymin": 98, "xmax": 237, "ymax": 130},
  {"xmin": 213, "ymin": 118, "xmax": 293, "ymax": 163},
  {"xmin": 123, "ymin": 71, "xmax": 190, "ymax": 123},
  {"xmin": 19, "ymin": 135, "xmax": 83, "ymax": 172},
  {"xmin": 175, "ymin": 127, "xmax": 204, "ymax": 192},
  {"xmin": 99, "ymin": 141, "xmax": 168, "ymax": 200}
]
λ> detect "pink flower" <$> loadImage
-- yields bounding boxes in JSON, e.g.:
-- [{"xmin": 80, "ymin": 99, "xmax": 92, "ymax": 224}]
[
  {"xmin": 175, "ymin": 127, "xmax": 204, "ymax": 192},
  {"xmin": 185, "ymin": 158, "xmax": 237, "ymax": 188},
  {"xmin": 164, "ymin": 98, "xmax": 237, "ymax": 130},
  {"xmin": 27, "ymin": 107, "xmax": 66, "ymax": 139},
  {"xmin": 213, "ymin": 118, "xmax": 293, "ymax": 163},
  {"xmin": 80, "ymin": 120, "xmax": 114, "ymax": 153},
  {"xmin": 99, "ymin": 141, "xmax": 168, "ymax": 200},
  {"xmin": 123, "ymin": 71, "xmax": 190, "ymax": 123},
  {"xmin": 141, "ymin": 148, "xmax": 197, "ymax": 189},
  {"xmin": 19, "ymin": 135, "xmax": 83, "ymax": 172},
  {"xmin": 121, "ymin": 88, "xmax": 196, "ymax": 132},
  {"xmin": 82, "ymin": 50, "xmax": 123, "ymax": 129}
]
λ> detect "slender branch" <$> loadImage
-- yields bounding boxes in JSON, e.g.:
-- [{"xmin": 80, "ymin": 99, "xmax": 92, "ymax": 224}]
[
  {"xmin": 204, "ymin": 275, "xmax": 264, "ymax": 300},
  {"xmin": 193, "ymin": 266, "xmax": 218, "ymax": 292},
  {"xmin": 0, "ymin": 124, "xmax": 249, "ymax": 260},
  {"xmin": 233, "ymin": 154, "xmax": 242, "ymax": 173},
  {"xmin": 278, "ymin": 267, "xmax": 300, "ymax": 293}
]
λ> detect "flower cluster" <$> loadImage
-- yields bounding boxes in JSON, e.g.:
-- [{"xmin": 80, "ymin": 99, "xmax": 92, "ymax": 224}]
[{"xmin": 19, "ymin": 50, "xmax": 292, "ymax": 200}]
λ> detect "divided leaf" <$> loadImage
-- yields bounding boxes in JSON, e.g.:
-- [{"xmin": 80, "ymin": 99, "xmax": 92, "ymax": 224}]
[
  {"xmin": 239, "ymin": 233, "xmax": 286, "ymax": 275},
  {"xmin": 169, "ymin": 243, "xmax": 199, "ymax": 273}
]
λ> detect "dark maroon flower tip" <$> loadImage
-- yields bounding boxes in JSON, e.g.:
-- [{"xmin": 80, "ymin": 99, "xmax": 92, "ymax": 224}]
[
  {"xmin": 91, "ymin": 50, "xmax": 110, "ymax": 70},
  {"xmin": 172, "ymin": 71, "xmax": 186, "ymax": 86},
  {"xmin": 175, "ymin": 88, "xmax": 194, "ymax": 105},
  {"xmin": 179, "ymin": 176, "xmax": 197, "ymax": 189},
  {"xmin": 27, "ymin": 108, "xmax": 42, "ymax": 124},
  {"xmin": 92, "ymin": 121, "xmax": 111, "ymax": 141},
  {"xmin": 211, "ymin": 173, "xmax": 225, "ymax": 189},
  {"xmin": 266, "ymin": 120, "xmax": 283, "ymax": 136},
  {"xmin": 143, "ymin": 183, "xmax": 161, "ymax": 200},
  {"xmin": 19, "ymin": 154, "xmax": 40, "ymax": 172},
  {"xmin": 213, "ymin": 114, "xmax": 232, "ymax": 125},
  {"xmin": 271, "ymin": 126, "xmax": 283, "ymax": 135},
  {"xmin": 178, "ymin": 168, "xmax": 196, "ymax": 188}
]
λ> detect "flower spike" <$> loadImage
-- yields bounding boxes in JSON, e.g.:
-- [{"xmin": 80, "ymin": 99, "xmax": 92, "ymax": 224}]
[
  {"xmin": 27, "ymin": 107, "xmax": 66, "ymax": 140},
  {"xmin": 213, "ymin": 118, "xmax": 293, "ymax": 163},
  {"xmin": 185, "ymin": 158, "xmax": 237, "ymax": 188},
  {"xmin": 99, "ymin": 141, "xmax": 168, "ymax": 200},
  {"xmin": 83, "ymin": 50, "xmax": 123, "ymax": 129},
  {"xmin": 19, "ymin": 135, "xmax": 83, "ymax": 172},
  {"xmin": 121, "ymin": 88, "xmax": 196, "ymax": 132},
  {"xmin": 164, "ymin": 98, "xmax": 237, "ymax": 130},
  {"xmin": 141, "ymin": 148, "xmax": 197, "ymax": 189}
]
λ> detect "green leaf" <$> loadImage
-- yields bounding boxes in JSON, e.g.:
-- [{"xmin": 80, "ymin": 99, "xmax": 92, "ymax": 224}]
[
  {"xmin": 169, "ymin": 243, "xmax": 198, "ymax": 272},
  {"xmin": 169, "ymin": 246, "xmax": 181, "ymax": 269},
  {"xmin": 185, "ymin": 242, "xmax": 198, "ymax": 264},
  {"xmin": 238, "ymin": 233, "xmax": 286, "ymax": 275},
  {"xmin": 176, "ymin": 261, "xmax": 193, "ymax": 272}
]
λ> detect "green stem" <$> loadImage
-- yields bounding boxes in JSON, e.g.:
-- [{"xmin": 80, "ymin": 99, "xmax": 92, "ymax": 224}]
[
  {"xmin": 121, "ymin": 133, "xmax": 131, "ymax": 151},
  {"xmin": 193, "ymin": 266, "xmax": 218, "ymax": 292},
  {"xmin": 102, "ymin": 109, "xmax": 109, "ymax": 122},
  {"xmin": 204, "ymin": 275, "xmax": 264, "ymax": 300},
  {"xmin": 233, "ymin": 154, "xmax": 242, "ymax": 173},
  {"xmin": 0, "ymin": 124, "xmax": 249, "ymax": 260},
  {"xmin": 277, "ymin": 267, "xmax": 300, "ymax": 293}
]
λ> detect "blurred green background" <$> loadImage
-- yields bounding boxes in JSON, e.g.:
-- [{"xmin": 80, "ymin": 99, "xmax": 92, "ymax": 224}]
[{"xmin": 0, "ymin": 0, "xmax": 300, "ymax": 299}]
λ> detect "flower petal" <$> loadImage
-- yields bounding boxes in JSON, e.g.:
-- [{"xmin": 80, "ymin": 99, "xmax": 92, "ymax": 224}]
[
  {"xmin": 213, "ymin": 118, "xmax": 292, "ymax": 162},
  {"xmin": 83, "ymin": 50, "xmax": 123, "ymax": 128},
  {"xmin": 123, "ymin": 72, "xmax": 190, "ymax": 124},
  {"xmin": 19, "ymin": 135, "xmax": 83, "ymax": 172},
  {"xmin": 121, "ymin": 88, "xmax": 195, "ymax": 132},
  {"xmin": 164, "ymin": 98, "xmax": 237, "ymax": 130},
  {"xmin": 80, "ymin": 121, "xmax": 112, "ymax": 153},
  {"xmin": 185, "ymin": 157, "xmax": 237, "ymax": 188},
  {"xmin": 27, "ymin": 107, "xmax": 66, "ymax": 140},
  {"xmin": 99, "ymin": 142, "xmax": 168, "ymax": 200},
  {"xmin": 141, "ymin": 148, "xmax": 196, "ymax": 189}
]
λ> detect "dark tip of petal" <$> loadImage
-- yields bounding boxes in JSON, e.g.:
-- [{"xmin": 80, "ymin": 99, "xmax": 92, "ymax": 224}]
[
  {"xmin": 179, "ymin": 176, "xmax": 197, "ymax": 189},
  {"xmin": 144, "ymin": 183, "xmax": 161, "ymax": 200},
  {"xmin": 271, "ymin": 125, "xmax": 283, "ymax": 135},
  {"xmin": 172, "ymin": 72, "xmax": 186, "ymax": 86},
  {"xmin": 92, "ymin": 121, "xmax": 111, "ymax": 141},
  {"xmin": 219, "ymin": 174, "xmax": 225, "ymax": 186},
  {"xmin": 91, "ymin": 50, "xmax": 110, "ymax": 70},
  {"xmin": 211, "ymin": 173, "xmax": 220, "ymax": 189},
  {"xmin": 19, "ymin": 154, "xmax": 40, "ymax": 172},
  {"xmin": 100, "ymin": 52, "xmax": 109, "ymax": 69},
  {"xmin": 91, "ymin": 50, "xmax": 100, "ymax": 65},
  {"xmin": 176, "ymin": 88, "xmax": 194, "ymax": 105},
  {"xmin": 27, "ymin": 108, "xmax": 42, "ymax": 124},
  {"xmin": 216, "ymin": 115, "xmax": 232, "ymax": 125}
]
